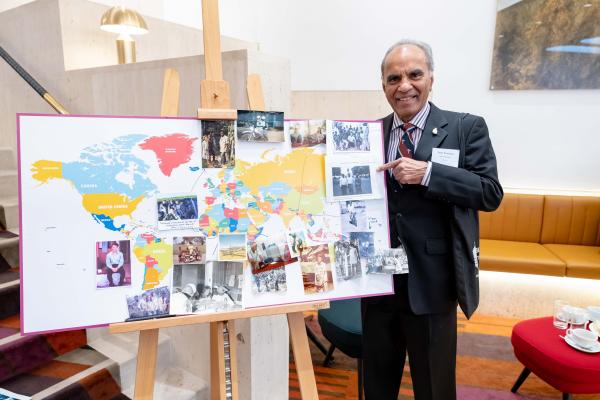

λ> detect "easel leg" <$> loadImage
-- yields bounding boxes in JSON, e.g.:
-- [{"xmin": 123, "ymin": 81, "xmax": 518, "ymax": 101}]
[
  {"xmin": 288, "ymin": 312, "xmax": 319, "ymax": 400},
  {"xmin": 134, "ymin": 329, "xmax": 159, "ymax": 400},
  {"xmin": 210, "ymin": 321, "xmax": 226, "ymax": 400}
]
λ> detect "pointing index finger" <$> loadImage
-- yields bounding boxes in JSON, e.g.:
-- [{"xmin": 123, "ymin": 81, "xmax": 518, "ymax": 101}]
[{"xmin": 377, "ymin": 158, "xmax": 401, "ymax": 172}]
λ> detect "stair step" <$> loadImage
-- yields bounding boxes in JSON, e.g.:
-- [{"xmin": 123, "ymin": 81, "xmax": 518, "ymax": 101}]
[
  {"xmin": 32, "ymin": 358, "xmax": 122, "ymax": 400},
  {"xmin": 0, "ymin": 170, "xmax": 18, "ymax": 198},
  {"xmin": 0, "ymin": 281, "xmax": 20, "ymax": 320},
  {"xmin": 0, "ymin": 148, "xmax": 16, "ymax": 170},
  {"xmin": 0, "ymin": 328, "xmax": 87, "ymax": 383},
  {"xmin": 0, "ymin": 196, "xmax": 19, "ymax": 230}
]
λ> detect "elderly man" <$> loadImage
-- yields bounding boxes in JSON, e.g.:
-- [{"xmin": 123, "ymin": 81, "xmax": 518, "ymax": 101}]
[{"xmin": 361, "ymin": 40, "xmax": 503, "ymax": 400}]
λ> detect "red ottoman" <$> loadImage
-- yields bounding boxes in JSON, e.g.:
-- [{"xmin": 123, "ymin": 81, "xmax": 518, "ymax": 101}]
[{"xmin": 511, "ymin": 317, "xmax": 600, "ymax": 400}]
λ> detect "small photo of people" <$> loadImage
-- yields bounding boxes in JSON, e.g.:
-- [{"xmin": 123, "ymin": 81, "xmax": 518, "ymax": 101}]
[
  {"xmin": 247, "ymin": 233, "xmax": 294, "ymax": 273},
  {"xmin": 340, "ymin": 200, "xmax": 367, "ymax": 232},
  {"xmin": 126, "ymin": 286, "xmax": 170, "ymax": 319},
  {"xmin": 287, "ymin": 230, "xmax": 306, "ymax": 257},
  {"xmin": 173, "ymin": 236, "xmax": 206, "ymax": 264},
  {"xmin": 237, "ymin": 110, "xmax": 284, "ymax": 142},
  {"xmin": 349, "ymin": 232, "xmax": 375, "ymax": 258},
  {"xmin": 201, "ymin": 119, "xmax": 235, "ymax": 168},
  {"xmin": 171, "ymin": 262, "xmax": 243, "ymax": 314},
  {"xmin": 331, "ymin": 165, "xmax": 373, "ymax": 197},
  {"xmin": 334, "ymin": 240, "xmax": 362, "ymax": 281},
  {"xmin": 332, "ymin": 121, "xmax": 370, "ymax": 152},
  {"xmin": 96, "ymin": 240, "xmax": 131, "ymax": 288},
  {"xmin": 157, "ymin": 195, "xmax": 199, "ymax": 231},
  {"xmin": 366, "ymin": 248, "xmax": 410, "ymax": 275},
  {"xmin": 289, "ymin": 119, "xmax": 326, "ymax": 148},
  {"xmin": 300, "ymin": 244, "xmax": 334, "ymax": 294},
  {"xmin": 252, "ymin": 266, "xmax": 287, "ymax": 294}
]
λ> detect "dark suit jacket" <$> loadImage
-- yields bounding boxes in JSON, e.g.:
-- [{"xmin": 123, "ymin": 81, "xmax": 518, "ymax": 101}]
[{"xmin": 384, "ymin": 102, "xmax": 503, "ymax": 315}]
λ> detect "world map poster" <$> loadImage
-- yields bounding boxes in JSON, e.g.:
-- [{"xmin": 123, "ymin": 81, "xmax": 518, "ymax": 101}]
[{"xmin": 18, "ymin": 114, "xmax": 392, "ymax": 333}]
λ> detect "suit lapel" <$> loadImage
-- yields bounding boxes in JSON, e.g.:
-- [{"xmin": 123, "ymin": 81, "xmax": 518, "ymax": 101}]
[
  {"xmin": 382, "ymin": 113, "xmax": 394, "ymax": 156},
  {"xmin": 414, "ymin": 103, "xmax": 449, "ymax": 161}
]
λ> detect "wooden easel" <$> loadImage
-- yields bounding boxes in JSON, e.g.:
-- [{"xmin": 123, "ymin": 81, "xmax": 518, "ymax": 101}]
[{"xmin": 108, "ymin": 1, "xmax": 325, "ymax": 399}]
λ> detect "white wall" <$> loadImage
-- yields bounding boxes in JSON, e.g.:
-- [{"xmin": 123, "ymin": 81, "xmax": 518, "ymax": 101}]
[{"xmin": 2, "ymin": 0, "xmax": 599, "ymax": 192}]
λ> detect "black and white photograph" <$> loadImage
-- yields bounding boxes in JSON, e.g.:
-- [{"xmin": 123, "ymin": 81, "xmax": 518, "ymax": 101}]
[
  {"xmin": 237, "ymin": 110, "xmax": 284, "ymax": 142},
  {"xmin": 330, "ymin": 165, "xmax": 373, "ymax": 199},
  {"xmin": 173, "ymin": 236, "xmax": 206, "ymax": 264},
  {"xmin": 366, "ymin": 247, "xmax": 410, "ymax": 274},
  {"xmin": 349, "ymin": 231, "xmax": 375, "ymax": 258},
  {"xmin": 157, "ymin": 195, "xmax": 199, "ymax": 230},
  {"xmin": 95, "ymin": 240, "xmax": 132, "ymax": 288},
  {"xmin": 126, "ymin": 286, "xmax": 170, "ymax": 319},
  {"xmin": 211, "ymin": 261, "xmax": 243, "ymax": 311},
  {"xmin": 247, "ymin": 234, "xmax": 293, "ymax": 273},
  {"xmin": 331, "ymin": 121, "xmax": 370, "ymax": 152},
  {"xmin": 333, "ymin": 240, "xmax": 362, "ymax": 281},
  {"xmin": 201, "ymin": 119, "xmax": 235, "ymax": 168},
  {"xmin": 252, "ymin": 266, "xmax": 287, "ymax": 294},
  {"xmin": 340, "ymin": 200, "xmax": 367, "ymax": 231},
  {"xmin": 171, "ymin": 262, "xmax": 243, "ymax": 314}
]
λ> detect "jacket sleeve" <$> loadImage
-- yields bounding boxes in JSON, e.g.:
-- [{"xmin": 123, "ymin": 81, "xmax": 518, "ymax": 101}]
[{"xmin": 425, "ymin": 115, "xmax": 503, "ymax": 211}]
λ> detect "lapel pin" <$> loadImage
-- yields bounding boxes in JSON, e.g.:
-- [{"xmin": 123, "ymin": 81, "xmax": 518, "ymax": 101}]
[{"xmin": 432, "ymin": 128, "xmax": 438, "ymax": 135}]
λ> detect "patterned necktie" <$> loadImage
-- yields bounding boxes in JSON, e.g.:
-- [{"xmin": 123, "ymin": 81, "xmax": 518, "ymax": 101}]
[{"xmin": 398, "ymin": 122, "xmax": 415, "ymax": 158}]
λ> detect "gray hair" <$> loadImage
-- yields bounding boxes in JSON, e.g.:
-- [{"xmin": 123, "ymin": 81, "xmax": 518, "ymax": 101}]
[{"xmin": 380, "ymin": 39, "xmax": 434, "ymax": 75}]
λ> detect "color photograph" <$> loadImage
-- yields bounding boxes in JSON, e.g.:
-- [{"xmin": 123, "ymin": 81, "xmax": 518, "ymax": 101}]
[
  {"xmin": 126, "ymin": 286, "xmax": 170, "ymax": 319},
  {"xmin": 173, "ymin": 236, "xmax": 206, "ymax": 264},
  {"xmin": 201, "ymin": 119, "xmax": 235, "ymax": 168},
  {"xmin": 247, "ymin": 233, "xmax": 294, "ymax": 273},
  {"xmin": 95, "ymin": 240, "xmax": 131, "ymax": 288},
  {"xmin": 300, "ymin": 244, "xmax": 334, "ymax": 294},
  {"xmin": 237, "ymin": 110, "xmax": 285, "ymax": 142},
  {"xmin": 491, "ymin": 0, "xmax": 600, "ymax": 90},
  {"xmin": 157, "ymin": 195, "xmax": 199, "ymax": 231},
  {"xmin": 219, "ymin": 233, "xmax": 247, "ymax": 261},
  {"xmin": 287, "ymin": 230, "xmax": 306, "ymax": 257}
]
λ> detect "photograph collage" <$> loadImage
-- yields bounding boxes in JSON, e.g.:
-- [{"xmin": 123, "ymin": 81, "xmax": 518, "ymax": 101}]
[{"xmin": 97, "ymin": 113, "xmax": 398, "ymax": 322}]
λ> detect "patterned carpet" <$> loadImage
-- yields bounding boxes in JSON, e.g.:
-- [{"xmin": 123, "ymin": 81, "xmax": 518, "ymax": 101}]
[{"xmin": 292, "ymin": 312, "xmax": 600, "ymax": 399}]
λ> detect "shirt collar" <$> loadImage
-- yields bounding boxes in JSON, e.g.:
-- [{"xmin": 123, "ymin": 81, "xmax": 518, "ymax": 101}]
[{"xmin": 392, "ymin": 101, "xmax": 431, "ymax": 131}]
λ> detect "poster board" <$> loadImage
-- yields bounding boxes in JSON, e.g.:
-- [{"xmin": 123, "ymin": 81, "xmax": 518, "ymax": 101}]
[{"xmin": 18, "ymin": 113, "xmax": 393, "ymax": 334}]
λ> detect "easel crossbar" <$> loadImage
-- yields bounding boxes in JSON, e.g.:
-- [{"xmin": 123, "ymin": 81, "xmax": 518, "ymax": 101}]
[{"xmin": 109, "ymin": 301, "xmax": 329, "ymax": 334}]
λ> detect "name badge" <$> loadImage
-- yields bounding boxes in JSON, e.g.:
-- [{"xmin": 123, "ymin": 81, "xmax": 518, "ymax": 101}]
[{"xmin": 432, "ymin": 148, "xmax": 459, "ymax": 168}]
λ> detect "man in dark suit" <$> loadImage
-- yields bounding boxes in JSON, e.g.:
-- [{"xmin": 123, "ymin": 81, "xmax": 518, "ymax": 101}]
[{"xmin": 361, "ymin": 40, "xmax": 503, "ymax": 399}]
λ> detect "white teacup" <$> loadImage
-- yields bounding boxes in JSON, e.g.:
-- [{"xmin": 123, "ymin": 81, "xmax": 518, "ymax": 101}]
[
  {"xmin": 567, "ymin": 328, "xmax": 598, "ymax": 349},
  {"xmin": 587, "ymin": 306, "xmax": 600, "ymax": 322}
]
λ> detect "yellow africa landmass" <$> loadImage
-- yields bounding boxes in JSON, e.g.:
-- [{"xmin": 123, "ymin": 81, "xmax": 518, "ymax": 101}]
[
  {"xmin": 236, "ymin": 147, "xmax": 325, "ymax": 196},
  {"xmin": 31, "ymin": 160, "xmax": 62, "ymax": 183},
  {"xmin": 81, "ymin": 193, "xmax": 144, "ymax": 219},
  {"xmin": 133, "ymin": 241, "xmax": 173, "ymax": 290}
]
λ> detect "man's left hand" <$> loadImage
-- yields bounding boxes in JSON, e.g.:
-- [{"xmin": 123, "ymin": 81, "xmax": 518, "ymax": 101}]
[{"xmin": 377, "ymin": 158, "xmax": 428, "ymax": 185}]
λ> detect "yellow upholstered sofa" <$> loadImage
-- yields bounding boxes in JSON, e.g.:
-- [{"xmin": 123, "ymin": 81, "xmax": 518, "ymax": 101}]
[{"xmin": 479, "ymin": 194, "xmax": 600, "ymax": 279}]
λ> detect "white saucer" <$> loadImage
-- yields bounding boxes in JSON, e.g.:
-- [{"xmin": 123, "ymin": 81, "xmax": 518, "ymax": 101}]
[
  {"xmin": 564, "ymin": 335, "xmax": 600, "ymax": 354},
  {"xmin": 590, "ymin": 322, "xmax": 600, "ymax": 336}
]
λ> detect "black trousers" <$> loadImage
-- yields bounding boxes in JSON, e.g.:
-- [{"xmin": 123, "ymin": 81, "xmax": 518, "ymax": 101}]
[
  {"xmin": 107, "ymin": 266, "xmax": 125, "ymax": 286},
  {"xmin": 361, "ymin": 275, "xmax": 457, "ymax": 400}
]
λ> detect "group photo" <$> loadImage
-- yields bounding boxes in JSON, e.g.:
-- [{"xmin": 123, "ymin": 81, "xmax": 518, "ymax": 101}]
[
  {"xmin": 330, "ymin": 165, "xmax": 373, "ymax": 197},
  {"xmin": 331, "ymin": 121, "xmax": 370, "ymax": 152},
  {"xmin": 201, "ymin": 119, "xmax": 235, "ymax": 168}
]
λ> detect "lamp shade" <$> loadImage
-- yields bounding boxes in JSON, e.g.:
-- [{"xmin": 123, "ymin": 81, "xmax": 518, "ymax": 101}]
[{"xmin": 100, "ymin": 6, "xmax": 149, "ymax": 35}]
